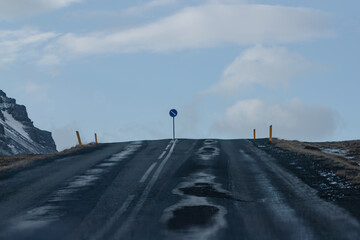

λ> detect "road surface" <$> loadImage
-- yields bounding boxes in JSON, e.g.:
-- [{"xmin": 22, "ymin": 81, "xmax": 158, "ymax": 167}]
[{"xmin": 0, "ymin": 139, "xmax": 360, "ymax": 240}]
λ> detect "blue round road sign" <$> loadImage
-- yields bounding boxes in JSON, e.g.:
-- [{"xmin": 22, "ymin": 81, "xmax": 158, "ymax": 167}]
[{"xmin": 169, "ymin": 109, "xmax": 178, "ymax": 117}]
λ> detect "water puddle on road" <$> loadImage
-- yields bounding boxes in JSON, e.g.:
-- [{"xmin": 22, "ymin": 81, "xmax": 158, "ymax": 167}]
[
  {"xmin": 167, "ymin": 205, "xmax": 220, "ymax": 230},
  {"xmin": 197, "ymin": 146, "xmax": 220, "ymax": 161},
  {"xmin": 162, "ymin": 171, "xmax": 228, "ymax": 239}
]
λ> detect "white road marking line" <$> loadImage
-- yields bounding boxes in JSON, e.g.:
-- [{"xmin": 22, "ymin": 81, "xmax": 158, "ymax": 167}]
[
  {"xmin": 90, "ymin": 194, "xmax": 135, "ymax": 240},
  {"xmin": 165, "ymin": 141, "xmax": 173, "ymax": 150},
  {"xmin": 139, "ymin": 163, "xmax": 157, "ymax": 183},
  {"xmin": 158, "ymin": 151, "xmax": 167, "ymax": 160},
  {"xmin": 111, "ymin": 140, "xmax": 177, "ymax": 239}
]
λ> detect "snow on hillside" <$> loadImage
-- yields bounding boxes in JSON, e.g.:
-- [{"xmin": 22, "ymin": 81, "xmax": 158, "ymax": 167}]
[
  {"xmin": 1, "ymin": 111, "xmax": 31, "ymax": 140},
  {"xmin": 0, "ymin": 90, "xmax": 57, "ymax": 155}
]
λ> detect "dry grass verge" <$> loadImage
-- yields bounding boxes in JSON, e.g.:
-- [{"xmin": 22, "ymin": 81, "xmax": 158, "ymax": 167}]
[
  {"xmin": 0, "ymin": 143, "xmax": 101, "ymax": 173},
  {"xmin": 274, "ymin": 139, "xmax": 360, "ymax": 185}
]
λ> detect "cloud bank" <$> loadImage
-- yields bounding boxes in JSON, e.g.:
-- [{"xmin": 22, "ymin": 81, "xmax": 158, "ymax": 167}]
[
  {"xmin": 0, "ymin": 3, "xmax": 332, "ymax": 66},
  {"xmin": 38, "ymin": 3, "xmax": 331, "ymax": 64},
  {"xmin": 213, "ymin": 99, "xmax": 339, "ymax": 140}
]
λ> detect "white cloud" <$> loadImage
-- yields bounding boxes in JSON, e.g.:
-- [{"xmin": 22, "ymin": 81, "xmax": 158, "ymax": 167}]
[
  {"xmin": 0, "ymin": 3, "xmax": 332, "ymax": 66},
  {"xmin": 43, "ymin": 3, "xmax": 331, "ymax": 61},
  {"xmin": 206, "ymin": 45, "xmax": 309, "ymax": 94},
  {"xmin": 0, "ymin": 0, "xmax": 84, "ymax": 19},
  {"xmin": 26, "ymin": 79, "xmax": 43, "ymax": 93},
  {"xmin": 0, "ymin": 28, "xmax": 59, "ymax": 66},
  {"xmin": 124, "ymin": 0, "xmax": 179, "ymax": 16},
  {"xmin": 213, "ymin": 99, "xmax": 339, "ymax": 140}
]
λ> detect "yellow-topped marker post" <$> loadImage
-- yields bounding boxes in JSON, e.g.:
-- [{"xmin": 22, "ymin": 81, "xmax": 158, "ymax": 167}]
[{"xmin": 76, "ymin": 131, "xmax": 82, "ymax": 146}]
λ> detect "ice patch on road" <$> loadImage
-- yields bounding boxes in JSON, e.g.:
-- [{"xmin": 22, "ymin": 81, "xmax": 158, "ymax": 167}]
[
  {"xmin": 49, "ymin": 141, "xmax": 143, "ymax": 202},
  {"xmin": 98, "ymin": 162, "xmax": 117, "ymax": 167},
  {"xmin": 9, "ymin": 141, "xmax": 143, "ymax": 233},
  {"xmin": 85, "ymin": 168, "xmax": 106, "ymax": 175},
  {"xmin": 67, "ymin": 175, "xmax": 100, "ymax": 188},
  {"xmin": 10, "ymin": 206, "xmax": 60, "ymax": 231}
]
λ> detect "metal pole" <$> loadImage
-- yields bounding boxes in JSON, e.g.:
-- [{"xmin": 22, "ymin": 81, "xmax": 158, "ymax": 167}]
[
  {"xmin": 173, "ymin": 117, "xmax": 175, "ymax": 140},
  {"xmin": 269, "ymin": 125, "xmax": 273, "ymax": 141}
]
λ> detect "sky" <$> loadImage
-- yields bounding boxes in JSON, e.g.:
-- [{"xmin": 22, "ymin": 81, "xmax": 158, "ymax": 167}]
[{"xmin": 0, "ymin": 0, "xmax": 359, "ymax": 150}]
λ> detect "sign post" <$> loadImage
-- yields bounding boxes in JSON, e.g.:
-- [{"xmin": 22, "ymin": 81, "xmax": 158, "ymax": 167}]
[{"xmin": 169, "ymin": 109, "xmax": 178, "ymax": 140}]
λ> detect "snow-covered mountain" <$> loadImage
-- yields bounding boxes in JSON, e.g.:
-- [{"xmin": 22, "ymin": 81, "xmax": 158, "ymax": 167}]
[{"xmin": 0, "ymin": 90, "xmax": 57, "ymax": 155}]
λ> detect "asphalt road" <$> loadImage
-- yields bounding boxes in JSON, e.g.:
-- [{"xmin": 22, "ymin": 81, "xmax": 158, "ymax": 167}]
[{"xmin": 1, "ymin": 139, "xmax": 360, "ymax": 240}]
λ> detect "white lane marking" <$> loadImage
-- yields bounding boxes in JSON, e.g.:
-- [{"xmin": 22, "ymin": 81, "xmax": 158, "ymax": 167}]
[
  {"xmin": 165, "ymin": 140, "xmax": 173, "ymax": 150},
  {"xmin": 139, "ymin": 162, "xmax": 157, "ymax": 183},
  {"xmin": 90, "ymin": 195, "xmax": 135, "ymax": 240},
  {"xmin": 111, "ymin": 140, "xmax": 177, "ymax": 239},
  {"xmin": 158, "ymin": 151, "xmax": 166, "ymax": 160}
]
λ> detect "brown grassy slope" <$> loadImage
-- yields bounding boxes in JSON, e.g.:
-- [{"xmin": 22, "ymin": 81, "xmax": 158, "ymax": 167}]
[
  {"xmin": 0, "ymin": 143, "xmax": 100, "ymax": 172},
  {"xmin": 274, "ymin": 139, "xmax": 360, "ymax": 184}
]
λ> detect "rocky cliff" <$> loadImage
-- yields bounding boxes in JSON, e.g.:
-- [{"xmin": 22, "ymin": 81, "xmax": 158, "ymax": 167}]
[{"xmin": 0, "ymin": 90, "xmax": 57, "ymax": 155}]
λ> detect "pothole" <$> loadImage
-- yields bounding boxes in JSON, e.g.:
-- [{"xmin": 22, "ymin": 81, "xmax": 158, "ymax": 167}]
[
  {"xmin": 162, "ymin": 172, "xmax": 228, "ymax": 238},
  {"xmin": 199, "ymin": 147, "xmax": 217, "ymax": 153},
  {"xmin": 167, "ymin": 205, "xmax": 219, "ymax": 230},
  {"xmin": 179, "ymin": 184, "xmax": 245, "ymax": 202},
  {"xmin": 204, "ymin": 139, "xmax": 218, "ymax": 145},
  {"xmin": 197, "ymin": 146, "xmax": 220, "ymax": 160}
]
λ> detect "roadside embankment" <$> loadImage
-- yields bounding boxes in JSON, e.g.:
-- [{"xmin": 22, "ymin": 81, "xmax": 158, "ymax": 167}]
[
  {"xmin": 273, "ymin": 139, "xmax": 360, "ymax": 184},
  {"xmin": 0, "ymin": 143, "xmax": 103, "ymax": 174}
]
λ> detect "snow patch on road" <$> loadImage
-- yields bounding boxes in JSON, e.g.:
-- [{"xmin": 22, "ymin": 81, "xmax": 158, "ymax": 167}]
[
  {"xmin": 9, "ymin": 141, "xmax": 143, "ymax": 233},
  {"xmin": 10, "ymin": 206, "xmax": 61, "ymax": 231},
  {"xmin": 49, "ymin": 141, "xmax": 143, "ymax": 202}
]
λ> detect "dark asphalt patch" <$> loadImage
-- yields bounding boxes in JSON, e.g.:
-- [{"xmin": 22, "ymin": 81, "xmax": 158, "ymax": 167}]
[
  {"xmin": 179, "ymin": 183, "xmax": 246, "ymax": 202},
  {"xmin": 167, "ymin": 205, "xmax": 219, "ymax": 230}
]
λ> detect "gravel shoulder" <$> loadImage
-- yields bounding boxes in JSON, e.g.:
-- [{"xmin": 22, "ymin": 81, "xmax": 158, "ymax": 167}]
[
  {"xmin": 273, "ymin": 139, "xmax": 360, "ymax": 184},
  {"xmin": 252, "ymin": 138, "xmax": 360, "ymax": 221}
]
